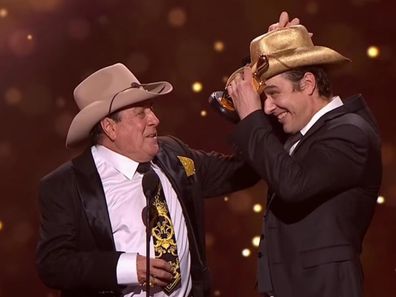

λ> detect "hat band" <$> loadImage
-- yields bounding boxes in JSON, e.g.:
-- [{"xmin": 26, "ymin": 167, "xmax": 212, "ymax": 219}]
[{"xmin": 107, "ymin": 82, "xmax": 144, "ymax": 115}]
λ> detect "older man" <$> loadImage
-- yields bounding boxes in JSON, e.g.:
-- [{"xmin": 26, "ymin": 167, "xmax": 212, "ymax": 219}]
[
  {"xmin": 36, "ymin": 63, "xmax": 258, "ymax": 297},
  {"xmin": 228, "ymin": 26, "xmax": 382, "ymax": 297}
]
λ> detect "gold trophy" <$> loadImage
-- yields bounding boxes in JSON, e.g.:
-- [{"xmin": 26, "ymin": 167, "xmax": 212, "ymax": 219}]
[{"xmin": 208, "ymin": 54, "xmax": 269, "ymax": 123}]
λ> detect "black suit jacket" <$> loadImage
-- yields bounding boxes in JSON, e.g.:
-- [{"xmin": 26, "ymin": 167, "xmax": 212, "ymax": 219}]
[
  {"xmin": 232, "ymin": 95, "xmax": 382, "ymax": 297},
  {"xmin": 36, "ymin": 136, "xmax": 258, "ymax": 297}
]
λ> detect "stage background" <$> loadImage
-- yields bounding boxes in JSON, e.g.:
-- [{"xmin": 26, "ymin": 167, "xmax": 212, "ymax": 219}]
[{"xmin": 0, "ymin": 0, "xmax": 395, "ymax": 296}]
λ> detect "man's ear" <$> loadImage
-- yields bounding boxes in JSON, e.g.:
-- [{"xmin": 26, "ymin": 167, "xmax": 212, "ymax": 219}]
[
  {"xmin": 100, "ymin": 117, "xmax": 117, "ymax": 141},
  {"xmin": 300, "ymin": 72, "xmax": 316, "ymax": 96}
]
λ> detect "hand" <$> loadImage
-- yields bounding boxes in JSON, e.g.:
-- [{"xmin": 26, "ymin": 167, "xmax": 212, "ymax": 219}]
[
  {"xmin": 268, "ymin": 11, "xmax": 313, "ymax": 37},
  {"xmin": 227, "ymin": 67, "xmax": 262, "ymax": 120},
  {"xmin": 136, "ymin": 254, "xmax": 173, "ymax": 287}
]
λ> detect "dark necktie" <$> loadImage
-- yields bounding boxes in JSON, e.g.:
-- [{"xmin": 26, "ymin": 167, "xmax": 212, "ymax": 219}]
[
  {"xmin": 137, "ymin": 163, "xmax": 181, "ymax": 295},
  {"xmin": 283, "ymin": 132, "xmax": 303, "ymax": 154}
]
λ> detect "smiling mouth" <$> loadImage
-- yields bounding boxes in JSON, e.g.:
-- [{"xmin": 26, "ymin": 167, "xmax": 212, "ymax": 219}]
[
  {"xmin": 277, "ymin": 111, "xmax": 288, "ymax": 122},
  {"xmin": 146, "ymin": 132, "xmax": 157, "ymax": 138}
]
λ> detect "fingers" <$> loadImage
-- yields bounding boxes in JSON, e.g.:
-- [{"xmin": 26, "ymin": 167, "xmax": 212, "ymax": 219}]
[
  {"xmin": 268, "ymin": 12, "xmax": 304, "ymax": 33},
  {"xmin": 136, "ymin": 255, "xmax": 173, "ymax": 288},
  {"xmin": 289, "ymin": 17, "xmax": 300, "ymax": 26},
  {"xmin": 278, "ymin": 11, "xmax": 289, "ymax": 28}
]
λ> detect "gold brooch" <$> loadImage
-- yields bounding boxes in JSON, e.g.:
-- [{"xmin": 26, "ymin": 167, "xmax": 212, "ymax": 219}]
[{"xmin": 177, "ymin": 156, "xmax": 195, "ymax": 177}]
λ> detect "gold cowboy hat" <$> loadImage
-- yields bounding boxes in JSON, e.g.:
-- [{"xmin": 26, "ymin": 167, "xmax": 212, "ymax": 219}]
[
  {"xmin": 226, "ymin": 25, "xmax": 351, "ymax": 89},
  {"xmin": 66, "ymin": 63, "xmax": 173, "ymax": 147}
]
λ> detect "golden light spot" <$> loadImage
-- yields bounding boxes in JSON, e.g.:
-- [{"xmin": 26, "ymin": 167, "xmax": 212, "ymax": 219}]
[
  {"xmin": 214, "ymin": 41, "xmax": 225, "ymax": 52},
  {"xmin": 213, "ymin": 290, "xmax": 221, "ymax": 296},
  {"xmin": 224, "ymin": 196, "xmax": 229, "ymax": 202},
  {"xmin": 5, "ymin": 87, "xmax": 22, "ymax": 105},
  {"xmin": 377, "ymin": 196, "xmax": 385, "ymax": 204},
  {"xmin": 0, "ymin": 220, "xmax": 3, "ymax": 231},
  {"xmin": 0, "ymin": 8, "xmax": 8, "ymax": 18},
  {"xmin": 252, "ymin": 236, "xmax": 260, "ymax": 247},
  {"xmin": 306, "ymin": 1, "xmax": 319, "ymax": 15},
  {"xmin": 192, "ymin": 81, "xmax": 203, "ymax": 93},
  {"xmin": 168, "ymin": 7, "xmax": 187, "ymax": 27},
  {"xmin": 242, "ymin": 248, "xmax": 251, "ymax": 257},
  {"xmin": 253, "ymin": 203, "xmax": 263, "ymax": 213},
  {"xmin": 367, "ymin": 46, "xmax": 380, "ymax": 58},
  {"xmin": 27, "ymin": 34, "xmax": 33, "ymax": 40},
  {"xmin": 200, "ymin": 110, "xmax": 207, "ymax": 117}
]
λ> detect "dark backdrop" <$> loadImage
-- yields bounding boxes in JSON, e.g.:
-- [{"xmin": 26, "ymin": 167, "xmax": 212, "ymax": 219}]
[{"xmin": 0, "ymin": 0, "xmax": 395, "ymax": 296}]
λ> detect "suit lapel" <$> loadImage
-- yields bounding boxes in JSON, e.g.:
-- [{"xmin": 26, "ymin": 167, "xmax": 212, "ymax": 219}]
[
  {"xmin": 291, "ymin": 98, "xmax": 351, "ymax": 155},
  {"xmin": 72, "ymin": 149, "xmax": 115, "ymax": 251}
]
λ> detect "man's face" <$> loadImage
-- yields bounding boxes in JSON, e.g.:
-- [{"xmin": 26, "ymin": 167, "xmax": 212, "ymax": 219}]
[
  {"xmin": 262, "ymin": 73, "xmax": 317, "ymax": 134},
  {"xmin": 107, "ymin": 102, "xmax": 160, "ymax": 162}
]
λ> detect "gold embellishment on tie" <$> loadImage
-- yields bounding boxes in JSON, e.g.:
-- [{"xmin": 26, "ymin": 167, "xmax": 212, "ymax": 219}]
[
  {"xmin": 165, "ymin": 258, "xmax": 181, "ymax": 293},
  {"xmin": 177, "ymin": 156, "xmax": 195, "ymax": 177},
  {"xmin": 151, "ymin": 183, "xmax": 181, "ymax": 294}
]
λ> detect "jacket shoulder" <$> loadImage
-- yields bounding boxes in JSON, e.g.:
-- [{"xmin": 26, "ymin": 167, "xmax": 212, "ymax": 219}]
[
  {"xmin": 158, "ymin": 135, "xmax": 192, "ymax": 155},
  {"xmin": 40, "ymin": 160, "xmax": 74, "ymax": 185}
]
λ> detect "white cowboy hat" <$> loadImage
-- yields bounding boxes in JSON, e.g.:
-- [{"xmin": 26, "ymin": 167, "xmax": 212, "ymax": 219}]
[{"xmin": 66, "ymin": 63, "xmax": 173, "ymax": 147}]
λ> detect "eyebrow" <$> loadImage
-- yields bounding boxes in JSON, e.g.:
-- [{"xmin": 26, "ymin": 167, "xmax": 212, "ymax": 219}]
[{"xmin": 263, "ymin": 85, "xmax": 279, "ymax": 92}]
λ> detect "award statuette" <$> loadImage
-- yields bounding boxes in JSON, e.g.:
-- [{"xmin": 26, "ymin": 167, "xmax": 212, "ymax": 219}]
[{"xmin": 208, "ymin": 54, "xmax": 269, "ymax": 123}]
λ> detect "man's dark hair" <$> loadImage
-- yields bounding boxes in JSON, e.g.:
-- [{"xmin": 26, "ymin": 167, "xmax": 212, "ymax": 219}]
[
  {"xmin": 282, "ymin": 65, "xmax": 333, "ymax": 98},
  {"xmin": 89, "ymin": 111, "xmax": 121, "ymax": 145}
]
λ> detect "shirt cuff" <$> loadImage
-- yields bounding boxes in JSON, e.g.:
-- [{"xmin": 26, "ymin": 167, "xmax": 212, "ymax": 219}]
[{"xmin": 116, "ymin": 252, "xmax": 138, "ymax": 285}]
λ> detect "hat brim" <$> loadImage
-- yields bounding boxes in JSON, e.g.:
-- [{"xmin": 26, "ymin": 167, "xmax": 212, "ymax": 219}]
[
  {"xmin": 253, "ymin": 46, "xmax": 351, "ymax": 80},
  {"xmin": 66, "ymin": 81, "xmax": 172, "ymax": 147},
  {"xmin": 226, "ymin": 46, "xmax": 350, "ymax": 87}
]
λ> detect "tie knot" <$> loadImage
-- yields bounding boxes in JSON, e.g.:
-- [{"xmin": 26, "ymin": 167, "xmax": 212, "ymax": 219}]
[
  {"xmin": 137, "ymin": 162, "xmax": 151, "ymax": 174},
  {"xmin": 283, "ymin": 132, "xmax": 303, "ymax": 152}
]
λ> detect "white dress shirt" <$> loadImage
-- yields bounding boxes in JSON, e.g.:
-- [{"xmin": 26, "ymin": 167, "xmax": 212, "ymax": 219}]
[
  {"xmin": 289, "ymin": 96, "xmax": 344, "ymax": 154},
  {"xmin": 92, "ymin": 145, "xmax": 192, "ymax": 297}
]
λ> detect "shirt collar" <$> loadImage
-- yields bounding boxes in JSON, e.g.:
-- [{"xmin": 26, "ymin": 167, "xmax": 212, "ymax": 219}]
[
  {"xmin": 300, "ymin": 96, "xmax": 343, "ymax": 135},
  {"xmin": 93, "ymin": 145, "xmax": 140, "ymax": 180}
]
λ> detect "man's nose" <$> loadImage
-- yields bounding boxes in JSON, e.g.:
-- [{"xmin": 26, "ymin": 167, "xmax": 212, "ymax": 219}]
[
  {"xmin": 148, "ymin": 110, "xmax": 160, "ymax": 126},
  {"xmin": 264, "ymin": 97, "xmax": 276, "ymax": 115}
]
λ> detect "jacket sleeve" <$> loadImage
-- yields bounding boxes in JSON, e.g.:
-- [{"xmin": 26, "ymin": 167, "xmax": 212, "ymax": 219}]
[
  {"xmin": 36, "ymin": 165, "xmax": 123, "ymax": 293},
  {"xmin": 232, "ymin": 111, "xmax": 376, "ymax": 203},
  {"xmin": 163, "ymin": 136, "xmax": 260, "ymax": 198}
]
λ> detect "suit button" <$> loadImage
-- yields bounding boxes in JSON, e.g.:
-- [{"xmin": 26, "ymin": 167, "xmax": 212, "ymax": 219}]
[{"xmin": 258, "ymin": 252, "xmax": 262, "ymax": 258}]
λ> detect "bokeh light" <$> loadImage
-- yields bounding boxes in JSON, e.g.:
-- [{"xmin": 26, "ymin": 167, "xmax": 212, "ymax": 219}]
[
  {"xmin": 253, "ymin": 203, "xmax": 263, "ymax": 213},
  {"xmin": 367, "ymin": 46, "xmax": 380, "ymax": 58},
  {"xmin": 4, "ymin": 87, "xmax": 23, "ymax": 106},
  {"xmin": 200, "ymin": 110, "xmax": 207, "ymax": 117},
  {"xmin": 168, "ymin": 7, "xmax": 187, "ymax": 27},
  {"xmin": 242, "ymin": 248, "xmax": 251, "ymax": 257},
  {"xmin": 0, "ymin": 8, "xmax": 8, "ymax": 18},
  {"xmin": 306, "ymin": 1, "xmax": 319, "ymax": 14},
  {"xmin": 214, "ymin": 41, "xmax": 225, "ymax": 52},
  {"xmin": 192, "ymin": 82, "xmax": 203, "ymax": 93},
  {"xmin": 377, "ymin": 196, "xmax": 385, "ymax": 204},
  {"xmin": 252, "ymin": 236, "xmax": 260, "ymax": 247}
]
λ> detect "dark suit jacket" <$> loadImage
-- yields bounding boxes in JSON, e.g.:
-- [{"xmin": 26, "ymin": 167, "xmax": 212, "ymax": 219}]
[
  {"xmin": 36, "ymin": 136, "xmax": 258, "ymax": 297},
  {"xmin": 232, "ymin": 95, "xmax": 382, "ymax": 297}
]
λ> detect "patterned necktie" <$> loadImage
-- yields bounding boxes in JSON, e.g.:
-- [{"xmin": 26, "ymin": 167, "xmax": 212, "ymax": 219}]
[
  {"xmin": 283, "ymin": 132, "xmax": 303, "ymax": 154},
  {"xmin": 137, "ymin": 163, "xmax": 181, "ymax": 295}
]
